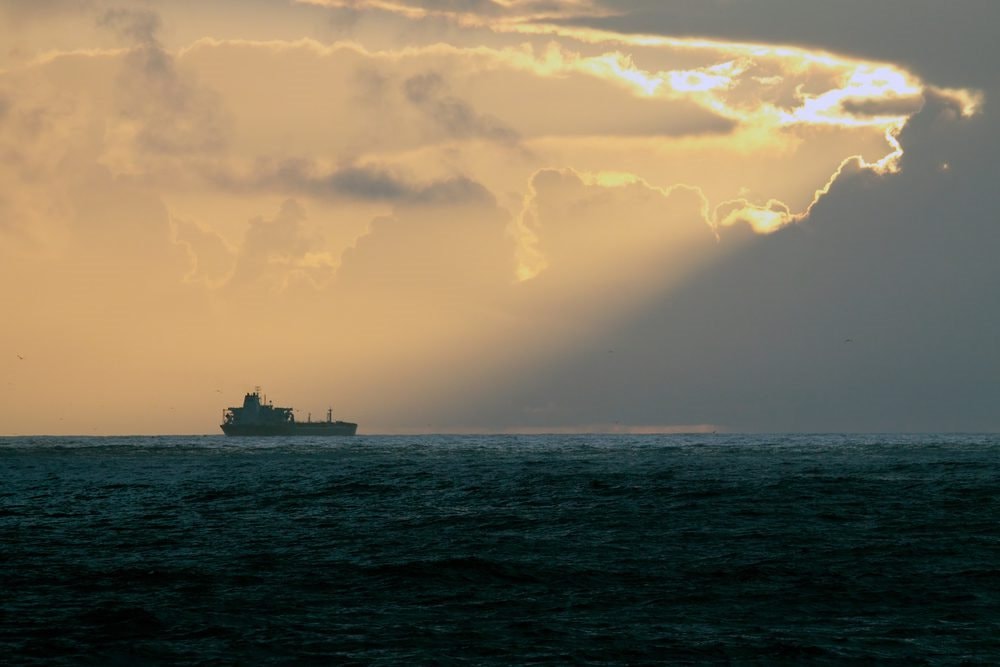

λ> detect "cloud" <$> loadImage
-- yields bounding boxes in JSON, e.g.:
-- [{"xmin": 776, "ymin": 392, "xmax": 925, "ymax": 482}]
[
  {"xmin": 324, "ymin": 165, "xmax": 494, "ymax": 205},
  {"xmin": 214, "ymin": 158, "xmax": 495, "ymax": 206},
  {"xmin": 479, "ymin": 91, "xmax": 1000, "ymax": 432},
  {"xmin": 517, "ymin": 168, "xmax": 715, "ymax": 283},
  {"xmin": 227, "ymin": 199, "xmax": 336, "ymax": 291},
  {"xmin": 0, "ymin": 1, "xmax": 990, "ymax": 433},
  {"xmin": 300, "ymin": 0, "xmax": 995, "ymax": 89},
  {"xmin": 403, "ymin": 71, "xmax": 520, "ymax": 145},
  {"xmin": 98, "ymin": 7, "xmax": 162, "ymax": 48},
  {"xmin": 96, "ymin": 7, "xmax": 231, "ymax": 157},
  {"xmin": 300, "ymin": 0, "xmax": 608, "ymax": 25},
  {"xmin": 303, "ymin": 0, "xmax": 982, "ymax": 137},
  {"xmin": 714, "ymin": 198, "xmax": 792, "ymax": 234},
  {"xmin": 570, "ymin": 0, "xmax": 1000, "ymax": 89},
  {"xmin": 173, "ymin": 217, "xmax": 236, "ymax": 288},
  {"xmin": 0, "ymin": 0, "xmax": 93, "ymax": 22},
  {"xmin": 840, "ymin": 95, "xmax": 925, "ymax": 119},
  {"xmin": 63, "ymin": 164, "xmax": 185, "ymax": 273},
  {"xmin": 336, "ymin": 190, "xmax": 513, "ymax": 295}
]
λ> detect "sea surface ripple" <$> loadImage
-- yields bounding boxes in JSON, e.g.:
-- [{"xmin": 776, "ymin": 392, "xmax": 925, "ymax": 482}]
[{"xmin": 1, "ymin": 434, "xmax": 998, "ymax": 664}]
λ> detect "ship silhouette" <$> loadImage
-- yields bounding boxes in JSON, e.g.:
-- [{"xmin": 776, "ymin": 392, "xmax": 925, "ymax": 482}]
[{"xmin": 221, "ymin": 388, "xmax": 357, "ymax": 436}]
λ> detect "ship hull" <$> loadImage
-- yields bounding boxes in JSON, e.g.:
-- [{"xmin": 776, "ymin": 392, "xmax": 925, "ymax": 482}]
[{"xmin": 221, "ymin": 422, "xmax": 357, "ymax": 436}]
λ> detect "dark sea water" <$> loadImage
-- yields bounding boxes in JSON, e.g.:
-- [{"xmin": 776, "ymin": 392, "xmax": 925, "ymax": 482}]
[{"xmin": 1, "ymin": 434, "xmax": 998, "ymax": 665}]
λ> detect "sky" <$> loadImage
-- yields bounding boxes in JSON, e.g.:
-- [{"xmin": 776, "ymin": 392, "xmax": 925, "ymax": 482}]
[{"xmin": 0, "ymin": 0, "xmax": 997, "ymax": 434}]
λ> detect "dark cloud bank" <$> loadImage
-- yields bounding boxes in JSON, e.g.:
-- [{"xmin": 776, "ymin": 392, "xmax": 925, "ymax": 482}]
[
  {"xmin": 577, "ymin": 0, "xmax": 1000, "ymax": 89},
  {"xmin": 461, "ymin": 91, "xmax": 1000, "ymax": 432}
]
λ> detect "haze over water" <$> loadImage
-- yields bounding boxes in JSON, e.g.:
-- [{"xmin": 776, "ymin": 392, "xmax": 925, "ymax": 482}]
[{"xmin": 3, "ymin": 434, "xmax": 998, "ymax": 664}]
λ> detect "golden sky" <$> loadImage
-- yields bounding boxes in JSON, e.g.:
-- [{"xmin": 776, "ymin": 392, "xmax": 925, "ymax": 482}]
[{"xmin": 0, "ymin": 0, "xmax": 995, "ymax": 434}]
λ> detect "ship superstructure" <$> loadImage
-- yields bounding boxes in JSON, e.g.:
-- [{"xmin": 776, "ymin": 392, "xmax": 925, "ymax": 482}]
[{"xmin": 221, "ymin": 389, "xmax": 357, "ymax": 436}]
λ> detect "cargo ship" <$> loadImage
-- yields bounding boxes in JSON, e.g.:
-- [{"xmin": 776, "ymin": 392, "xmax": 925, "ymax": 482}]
[{"xmin": 220, "ymin": 389, "xmax": 357, "ymax": 436}]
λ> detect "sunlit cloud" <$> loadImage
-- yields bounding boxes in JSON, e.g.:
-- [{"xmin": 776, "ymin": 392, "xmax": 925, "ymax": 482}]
[
  {"xmin": 715, "ymin": 198, "xmax": 792, "ymax": 235},
  {"xmin": 297, "ymin": 0, "xmax": 981, "ymax": 139},
  {"xmin": 668, "ymin": 59, "xmax": 746, "ymax": 93}
]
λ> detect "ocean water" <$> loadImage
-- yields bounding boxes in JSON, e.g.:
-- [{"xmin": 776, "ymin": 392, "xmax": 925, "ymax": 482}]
[{"xmin": 1, "ymin": 434, "xmax": 998, "ymax": 665}]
